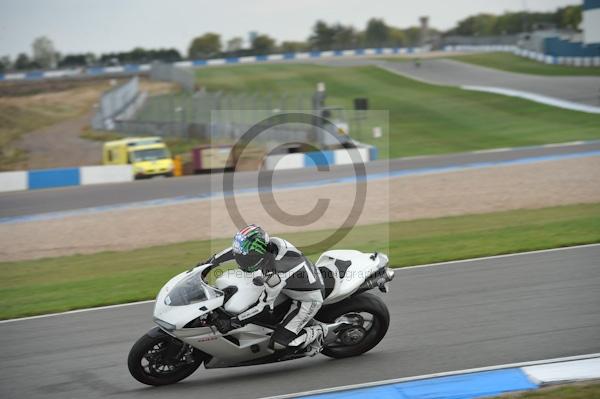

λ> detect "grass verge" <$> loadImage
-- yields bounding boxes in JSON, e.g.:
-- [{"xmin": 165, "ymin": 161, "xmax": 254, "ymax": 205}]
[
  {"xmin": 447, "ymin": 52, "xmax": 600, "ymax": 76},
  {"xmin": 490, "ymin": 382, "xmax": 600, "ymax": 399},
  {"xmin": 0, "ymin": 78, "xmax": 179, "ymax": 171},
  {"xmin": 194, "ymin": 64, "xmax": 600, "ymax": 158},
  {"xmin": 1, "ymin": 203, "xmax": 599, "ymax": 320},
  {"xmin": 0, "ymin": 95, "xmax": 90, "ymax": 170},
  {"xmin": 0, "ymin": 82, "xmax": 118, "ymax": 170}
]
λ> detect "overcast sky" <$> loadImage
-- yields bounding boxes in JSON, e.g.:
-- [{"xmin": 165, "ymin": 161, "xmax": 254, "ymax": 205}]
[{"xmin": 0, "ymin": 0, "xmax": 580, "ymax": 58}]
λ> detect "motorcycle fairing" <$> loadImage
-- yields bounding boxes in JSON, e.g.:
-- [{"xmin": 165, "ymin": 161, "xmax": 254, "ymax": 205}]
[
  {"xmin": 316, "ymin": 250, "xmax": 388, "ymax": 304},
  {"xmin": 154, "ymin": 264, "xmax": 224, "ymax": 330}
]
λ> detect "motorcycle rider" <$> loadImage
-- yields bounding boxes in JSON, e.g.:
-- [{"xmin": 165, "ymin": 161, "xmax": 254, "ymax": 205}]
[{"xmin": 208, "ymin": 224, "xmax": 328, "ymax": 354}]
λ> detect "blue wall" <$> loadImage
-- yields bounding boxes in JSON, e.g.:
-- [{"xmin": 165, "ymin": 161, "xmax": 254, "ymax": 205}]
[
  {"xmin": 304, "ymin": 151, "xmax": 335, "ymax": 168},
  {"xmin": 28, "ymin": 168, "xmax": 80, "ymax": 190},
  {"xmin": 544, "ymin": 37, "xmax": 600, "ymax": 57}
]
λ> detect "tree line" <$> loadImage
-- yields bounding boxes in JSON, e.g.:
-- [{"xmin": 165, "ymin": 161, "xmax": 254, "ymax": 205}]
[
  {"xmin": 446, "ymin": 5, "xmax": 581, "ymax": 36},
  {"xmin": 0, "ymin": 5, "xmax": 581, "ymax": 73},
  {"xmin": 187, "ymin": 18, "xmax": 428, "ymax": 59}
]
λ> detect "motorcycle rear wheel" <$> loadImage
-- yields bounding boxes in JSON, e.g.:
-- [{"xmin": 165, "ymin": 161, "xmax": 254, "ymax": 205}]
[
  {"xmin": 128, "ymin": 331, "xmax": 205, "ymax": 386},
  {"xmin": 316, "ymin": 292, "xmax": 390, "ymax": 359}
]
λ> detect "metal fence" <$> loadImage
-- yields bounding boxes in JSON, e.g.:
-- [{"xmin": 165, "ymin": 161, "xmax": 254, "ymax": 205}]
[
  {"xmin": 441, "ymin": 34, "xmax": 521, "ymax": 47},
  {"xmin": 91, "ymin": 76, "xmax": 141, "ymax": 130},
  {"xmin": 149, "ymin": 62, "xmax": 195, "ymax": 92},
  {"xmin": 114, "ymin": 90, "xmax": 317, "ymax": 142},
  {"xmin": 102, "ymin": 78, "xmax": 388, "ymax": 149}
]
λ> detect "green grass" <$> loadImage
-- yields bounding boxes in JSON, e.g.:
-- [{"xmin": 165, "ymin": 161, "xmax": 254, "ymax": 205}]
[
  {"xmin": 1, "ymin": 203, "xmax": 599, "ymax": 320},
  {"xmin": 193, "ymin": 64, "xmax": 600, "ymax": 159},
  {"xmin": 448, "ymin": 52, "xmax": 600, "ymax": 76},
  {"xmin": 489, "ymin": 382, "xmax": 600, "ymax": 399}
]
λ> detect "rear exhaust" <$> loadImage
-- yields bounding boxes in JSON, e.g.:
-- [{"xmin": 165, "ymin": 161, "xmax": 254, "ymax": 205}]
[{"xmin": 356, "ymin": 267, "xmax": 395, "ymax": 294}]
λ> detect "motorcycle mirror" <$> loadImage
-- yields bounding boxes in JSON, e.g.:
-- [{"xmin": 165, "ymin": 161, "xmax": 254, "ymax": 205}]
[{"xmin": 252, "ymin": 276, "xmax": 265, "ymax": 286}]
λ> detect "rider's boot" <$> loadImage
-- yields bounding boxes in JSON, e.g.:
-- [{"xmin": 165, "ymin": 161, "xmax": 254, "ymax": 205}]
[{"xmin": 289, "ymin": 323, "xmax": 329, "ymax": 357}]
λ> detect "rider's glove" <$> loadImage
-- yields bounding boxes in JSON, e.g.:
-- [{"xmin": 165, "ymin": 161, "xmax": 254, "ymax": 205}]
[{"xmin": 214, "ymin": 316, "xmax": 243, "ymax": 334}]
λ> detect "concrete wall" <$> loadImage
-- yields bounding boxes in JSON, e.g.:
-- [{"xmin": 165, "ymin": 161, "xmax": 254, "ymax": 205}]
[
  {"xmin": 80, "ymin": 165, "xmax": 134, "ymax": 185},
  {"xmin": 263, "ymin": 145, "xmax": 377, "ymax": 171},
  {"xmin": 0, "ymin": 165, "xmax": 133, "ymax": 193},
  {"xmin": 0, "ymin": 171, "xmax": 28, "ymax": 193},
  {"xmin": 263, "ymin": 153, "xmax": 305, "ymax": 171}
]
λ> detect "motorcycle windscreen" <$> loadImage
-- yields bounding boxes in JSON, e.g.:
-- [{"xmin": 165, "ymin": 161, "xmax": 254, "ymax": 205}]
[{"xmin": 166, "ymin": 271, "xmax": 223, "ymax": 306}]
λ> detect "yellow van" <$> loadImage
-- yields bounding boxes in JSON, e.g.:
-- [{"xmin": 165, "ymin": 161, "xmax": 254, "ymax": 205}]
[{"xmin": 103, "ymin": 137, "xmax": 174, "ymax": 179}]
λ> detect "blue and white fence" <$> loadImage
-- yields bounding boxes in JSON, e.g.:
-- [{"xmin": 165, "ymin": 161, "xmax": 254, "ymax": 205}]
[
  {"xmin": 3, "ymin": 43, "xmax": 597, "ymax": 82},
  {"xmin": 263, "ymin": 145, "xmax": 378, "ymax": 171},
  {"xmin": 0, "ymin": 165, "xmax": 133, "ymax": 193},
  {"xmin": 0, "ymin": 47, "xmax": 425, "ymax": 82},
  {"xmin": 444, "ymin": 44, "xmax": 600, "ymax": 67}
]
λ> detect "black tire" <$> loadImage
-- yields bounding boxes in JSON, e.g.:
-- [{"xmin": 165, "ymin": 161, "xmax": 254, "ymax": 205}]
[
  {"xmin": 127, "ymin": 332, "xmax": 204, "ymax": 386},
  {"xmin": 316, "ymin": 292, "xmax": 390, "ymax": 359}
]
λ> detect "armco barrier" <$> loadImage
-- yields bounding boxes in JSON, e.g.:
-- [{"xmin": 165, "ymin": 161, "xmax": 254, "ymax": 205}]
[
  {"xmin": 444, "ymin": 44, "xmax": 600, "ymax": 67},
  {"xmin": 12, "ymin": 43, "xmax": 597, "ymax": 83},
  {"xmin": 0, "ymin": 165, "xmax": 133, "ymax": 193},
  {"xmin": 263, "ymin": 146, "xmax": 376, "ymax": 171},
  {"xmin": 0, "ymin": 47, "xmax": 425, "ymax": 82}
]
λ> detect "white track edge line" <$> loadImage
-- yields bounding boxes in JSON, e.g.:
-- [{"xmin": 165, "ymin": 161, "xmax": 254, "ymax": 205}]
[
  {"xmin": 0, "ymin": 300, "xmax": 155, "ymax": 324},
  {"xmin": 1, "ymin": 243, "xmax": 598, "ymax": 324},
  {"xmin": 394, "ymin": 243, "xmax": 600, "ymax": 270},
  {"xmin": 258, "ymin": 353, "xmax": 600, "ymax": 399}
]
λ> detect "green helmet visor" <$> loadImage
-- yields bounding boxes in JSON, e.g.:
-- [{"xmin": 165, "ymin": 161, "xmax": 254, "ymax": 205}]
[{"xmin": 234, "ymin": 252, "xmax": 264, "ymax": 273}]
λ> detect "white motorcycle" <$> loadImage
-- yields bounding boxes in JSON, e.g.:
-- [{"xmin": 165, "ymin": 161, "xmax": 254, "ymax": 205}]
[{"xmin": 128, "ymin": 249, "xmax": 395, "ymax": 386}]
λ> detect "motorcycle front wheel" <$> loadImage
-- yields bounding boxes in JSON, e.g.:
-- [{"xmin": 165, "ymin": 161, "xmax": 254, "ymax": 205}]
[
  {"xmin": 316, "ymin": 292, "xmax": 390, "ymax": 359},
  {"xmin": 127, "ymin": 330, "xmax": 206, "ymax": 386}
]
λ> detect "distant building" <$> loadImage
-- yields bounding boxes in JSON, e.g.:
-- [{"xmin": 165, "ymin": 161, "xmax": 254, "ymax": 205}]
[
  {"xmin": 419, "ymin": 16, "xmax": 429, "ymax": 46},
  {"xmin": 519, "ymin": 30, "xmax": 574, "ymax": 53},
  {"xmin": 248, "ymin": 31, "xmax": 258, "ymax": 47},
  {"xmin": 528, "ymin": 1, "xmax": 600, "ymax": 57},
  {"xmin": 583, "ymin": 0, "xmax": 600, "ymax": 44},
  {"xmin": 511, "ymin": 1, "xmax": 600, "ymax": 57}
]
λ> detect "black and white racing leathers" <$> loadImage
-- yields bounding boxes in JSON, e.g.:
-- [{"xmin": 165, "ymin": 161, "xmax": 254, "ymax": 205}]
[{"xmin": 210, "ymin": 237, "xmax": 326, "ymax": 349}]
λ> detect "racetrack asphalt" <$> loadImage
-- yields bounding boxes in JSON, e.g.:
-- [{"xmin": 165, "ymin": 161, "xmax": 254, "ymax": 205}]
[
  {"xmin": 380, "ymin": 58, "xmax": 600, "ymax": 107},
  {"xmin": 312, "ymin": 57, "xmax": 600, "ymax": 107},
  {"xmin": 1, "ymin": 141, "xmax": 599, "ymax": 219},
  {"xmin": 1, "ymin": 245, "xmax": 598, "ymax": 399}
]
